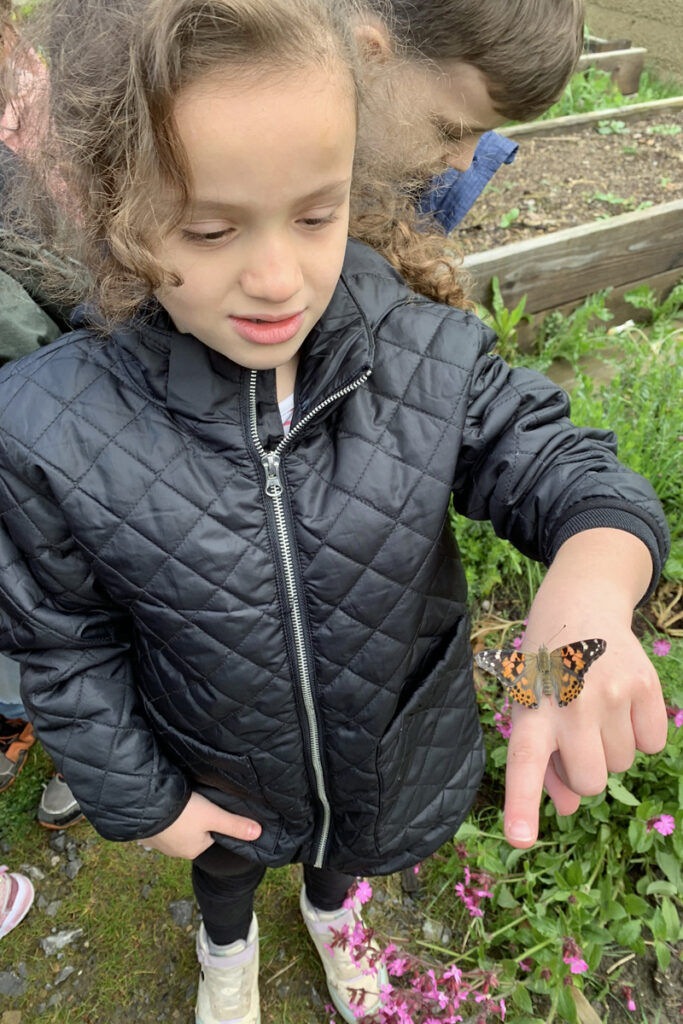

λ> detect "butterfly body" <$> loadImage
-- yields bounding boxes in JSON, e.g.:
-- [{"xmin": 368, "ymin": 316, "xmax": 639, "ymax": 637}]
[{"xmin": 474, "ymin": 638, "xmax": 607, "ymax": 709}]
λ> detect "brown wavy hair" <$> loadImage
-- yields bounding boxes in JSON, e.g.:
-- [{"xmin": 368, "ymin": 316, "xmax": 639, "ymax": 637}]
[{"xmin": 0, "ymin": 0, "xmax": 468, "ymax": 329}]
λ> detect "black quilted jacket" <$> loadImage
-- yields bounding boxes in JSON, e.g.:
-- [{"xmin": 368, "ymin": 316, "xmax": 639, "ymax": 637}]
[{"xmin": 0, "ymin": 241, "xmax": 668, "ymax": 874}]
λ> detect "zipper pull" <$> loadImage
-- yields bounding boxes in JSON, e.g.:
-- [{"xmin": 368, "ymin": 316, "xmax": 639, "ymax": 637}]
[{"xmin": 261, "ymin": 452, "xmax": 283, "ymax": 497}]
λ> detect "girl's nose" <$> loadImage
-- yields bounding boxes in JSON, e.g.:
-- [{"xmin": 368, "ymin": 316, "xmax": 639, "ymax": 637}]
[{"xmin": 240, "ymin": 237, "xmax": 304, "ymax": 304}]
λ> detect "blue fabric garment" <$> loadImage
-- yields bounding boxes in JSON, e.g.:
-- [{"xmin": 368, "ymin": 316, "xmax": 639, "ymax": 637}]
[
  {"xmin": 0, "ymin": 652, "xmax": 25, "ymax": 717},
  {"xmin": 420, "ymin": 130, "xmax": 519, "ymax": 232}
]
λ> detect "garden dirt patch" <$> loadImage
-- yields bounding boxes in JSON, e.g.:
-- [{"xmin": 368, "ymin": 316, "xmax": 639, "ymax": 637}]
[{"xmin": 456, "ymin": 111, "xmax": 683, "ymax": 256}]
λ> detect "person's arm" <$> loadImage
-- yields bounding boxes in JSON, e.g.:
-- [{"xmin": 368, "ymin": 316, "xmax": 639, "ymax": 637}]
[
  {"xmin": 0, "ymin": 447, "xmax": 260, "ymax": 850},
  {"xmin": 503, "ymin": 528, "xmax": 666, "ymax": 847},
  {"xmin": 453, "ymin": 330, "xmax": 669, "ymax": 844}
]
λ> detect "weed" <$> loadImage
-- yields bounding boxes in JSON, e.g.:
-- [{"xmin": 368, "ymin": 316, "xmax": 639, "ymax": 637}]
[
  {"xmin": 479, "ymin": 276, "xmax": 531, "ymax": 361},
  {"xmin": 597, "ymin": 119, "xmax": 630, "ymax": 135},
  {"xmin": 646, "ymin": 123, "xmax": 682, "ymax": 136},
  {"xmin": 592, "ymin": 190, "xmax": 631, "ymax": 205},
  {"xmin": 499, "ymin": 207, "xmax": 520, "ymax": 229},
  {"xmin": 537, "ymin": 65, "xmax": 680, "ymax": 121}
]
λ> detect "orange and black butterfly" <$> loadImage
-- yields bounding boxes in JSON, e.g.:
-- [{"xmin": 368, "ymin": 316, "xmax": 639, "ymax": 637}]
[{"xmin": 474, "ymin": 639, "xmax": 607, "ymax": 709}]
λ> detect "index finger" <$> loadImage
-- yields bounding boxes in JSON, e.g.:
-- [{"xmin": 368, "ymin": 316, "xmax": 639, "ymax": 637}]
[{"xmin": 503, "ymin": 711, "xmax": 555, "ymax": 848}]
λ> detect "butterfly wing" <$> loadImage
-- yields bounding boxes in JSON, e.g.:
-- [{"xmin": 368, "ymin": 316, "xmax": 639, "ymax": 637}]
[
  {"xmin": 549, "ymin": 638, "xmax": 607, "ymax": 707},
  {"xmin": 474, "ymin": 648, "xmax": 541, "ymax": 709}
]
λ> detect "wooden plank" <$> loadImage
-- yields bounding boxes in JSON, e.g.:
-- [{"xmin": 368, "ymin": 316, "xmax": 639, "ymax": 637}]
[
  {"xmin": 463, "ymin": 200, "xmax": 683, "ymax": 315},
  {"xmin": 512, "ymin": 266, "xmax": 683, "ymax": 351},
  {"xmin": 585, "ymin": 35, "xmax": 632, "ymax": 53},
  {"xmin": 577, "ymin": 48, "xmax": 647, "ymax": 95},
  {"xmin": 502, "ymin": 96, "xmax": 683, "ymax": 140}
]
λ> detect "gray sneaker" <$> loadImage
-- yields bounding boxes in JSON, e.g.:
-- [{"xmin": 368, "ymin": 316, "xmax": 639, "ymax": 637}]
[{"xmin": 37, "ymin": 774, "xmax": 84, "ymax": 829}]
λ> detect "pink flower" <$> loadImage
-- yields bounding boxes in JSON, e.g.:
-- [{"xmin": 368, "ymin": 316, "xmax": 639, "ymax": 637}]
[
  {"xmin": 652, "ymin": 638, "xmax": 671, "ymax": 657},
  {"xmin": 562, "ymin": 937, "xmax": 588, "ymax": 975},
  {"xmin": 622, "ymin": 986, "xmax": 636, "ymax": 1012},
  {"xmin": 494, "ymin": 710, "xmax": 512, "ymax": 739},
  {"xmin": 455, "ymin": 866, "xmax": 495, "ymax": 918},
  {"xmin": 666, "ymin": 705, "xmax": 683, "ymax": 728},
  {"xmin": 512, "ymin": 634, "xmax": 524, "ymax": 649},
  {"xmin": 413, "ymin": 863, "xmax": 421, "ymax": 875},
  {"xmin": 519, "ymin": 959, "xmax": 532, "ymax": 973},
  {"xmin": 355, "ymin": 880, "xmax": 373, "ymax": 905},
  {"xmin": 646, "ymin": 814, "xmax": 675, "ymax": 835}
]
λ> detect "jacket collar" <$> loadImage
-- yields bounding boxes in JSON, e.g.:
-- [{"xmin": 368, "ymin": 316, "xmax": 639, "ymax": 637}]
[{"xmin": 112, "ymin": 241, "xmax": 376, "ymax": 426}]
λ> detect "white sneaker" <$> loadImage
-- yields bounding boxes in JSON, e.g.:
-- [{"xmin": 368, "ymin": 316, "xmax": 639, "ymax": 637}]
[
  {"xmin": 300, "ymin": 887, "xmax": 387, "ymax": 1023},
  {"xmin": 195, "ymin": 915, "xmax": 260, "ymax": 1024}
]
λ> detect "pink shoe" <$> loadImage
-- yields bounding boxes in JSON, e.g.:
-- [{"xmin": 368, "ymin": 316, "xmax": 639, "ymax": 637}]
[{"xmin": 0, "ymin": 865, "xmax": 35, "ymax": 939}]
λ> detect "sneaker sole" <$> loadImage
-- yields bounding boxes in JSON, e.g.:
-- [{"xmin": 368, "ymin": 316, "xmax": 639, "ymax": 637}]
[
  {"xmin": 37, "ymin": 811, "xmax": 86, "ymax": 830},
  {"xmin": 0, "ymin": 746, "xmax": 29, "ymax": 792},
  {"xmin": 196, "ymin": 1012, "xmax": 261, "ymax": 1024}
]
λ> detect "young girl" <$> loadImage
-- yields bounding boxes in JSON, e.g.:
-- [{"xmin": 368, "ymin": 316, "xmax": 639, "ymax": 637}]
[{"xmin": 0, "ymin": 1, "xmax": 668, "ymax": 1022}]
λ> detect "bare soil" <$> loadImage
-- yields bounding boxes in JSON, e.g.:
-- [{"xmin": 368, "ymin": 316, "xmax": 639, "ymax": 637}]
[{"xmin": 457, "ymin": 111, "xmax": 683, "ymax": 256}]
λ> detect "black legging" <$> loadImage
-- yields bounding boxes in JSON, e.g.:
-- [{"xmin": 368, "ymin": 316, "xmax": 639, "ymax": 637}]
[{"xmin": 192, "ymin": 844, "xmax": 356, "ymax": 945}]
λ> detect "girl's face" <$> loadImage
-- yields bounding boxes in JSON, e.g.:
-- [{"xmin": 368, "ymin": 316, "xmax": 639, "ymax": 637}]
[{"xmin": 156, "ymin": 65, "xmax": 356, "ymax": 387}]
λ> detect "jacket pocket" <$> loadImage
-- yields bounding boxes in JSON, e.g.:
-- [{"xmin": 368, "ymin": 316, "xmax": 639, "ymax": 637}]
[{"xmin": 374, "ymin": 618, "xmax": 480, "ymax": 857}]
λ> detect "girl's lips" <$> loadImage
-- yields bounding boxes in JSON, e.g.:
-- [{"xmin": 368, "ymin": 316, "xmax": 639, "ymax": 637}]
[{"xmin": 229, "ymin": 312, "xmax": 305, "ymax": 345}]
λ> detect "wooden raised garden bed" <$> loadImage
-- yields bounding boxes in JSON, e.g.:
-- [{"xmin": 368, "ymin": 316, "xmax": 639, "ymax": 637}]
[{"xmin": 462, "ymin": 97, "xmax": 683, "ymax": 334}]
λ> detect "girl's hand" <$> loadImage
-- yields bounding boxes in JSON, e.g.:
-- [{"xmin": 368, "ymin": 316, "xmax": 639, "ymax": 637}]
[
  {"xmin": 502, "ymin": 529, "xmax": 668, "ymax": 848},
  {"xmin": 139, "ymin": 791, "xmax": 262, "ymax": 859}
]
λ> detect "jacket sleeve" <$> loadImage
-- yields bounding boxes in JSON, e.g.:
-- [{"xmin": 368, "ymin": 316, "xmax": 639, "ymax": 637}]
[
  {"xmin": 452, "ymin": 324, "xmax": 669, "ymax": 602},
  {"xmin": 0, "ymin": 444, "xmax": 192, "ymax": 841}
]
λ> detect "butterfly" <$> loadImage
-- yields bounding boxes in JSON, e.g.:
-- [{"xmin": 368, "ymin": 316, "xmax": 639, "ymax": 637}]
[{"xmin": 474, "ymin": 638, "xmax": 607, "ymax": 709}]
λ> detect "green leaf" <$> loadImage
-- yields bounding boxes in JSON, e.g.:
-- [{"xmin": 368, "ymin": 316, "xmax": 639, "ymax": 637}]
[
  {"xmin": 660, "ymin": 897, "xmax": 681, "ymax": 942},
  {"xmin": 512, "ymin": 983, "xmax": 534, "ymax": 1012},
  {"xmin": 611, "ymin": 918, "xmax": 642, "ymax": 947},
  {"xmin": 606, "ymin": 776, "xmax": 640, "ymax": 806},
  {"xmin": 645, "ymin": 880, "xmax": 678, "ymax": 898},
  {"xmin": 655, "ymin": 849, "xmax": 682, "ymax": 889},
  {"xmin": 655, "ymin": 939, "xmax": 671, "ymax": 971},
  {"xmin": 557, "ymin": 983, "xmax": 579, "ymax": 1022}
]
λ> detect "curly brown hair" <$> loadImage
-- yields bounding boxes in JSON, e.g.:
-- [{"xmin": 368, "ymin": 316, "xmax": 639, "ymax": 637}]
[{"xmin": 0, "ymin": 0, "xmax": 469, "ymax": 330}]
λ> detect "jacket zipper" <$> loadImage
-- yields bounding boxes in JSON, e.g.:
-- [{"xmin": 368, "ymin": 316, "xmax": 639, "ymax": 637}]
[{"xmin": 248, "ymin": 367, "xmax": 371, "ymax": 867}]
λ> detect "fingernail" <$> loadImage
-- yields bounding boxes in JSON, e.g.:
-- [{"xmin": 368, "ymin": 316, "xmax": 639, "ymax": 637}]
[
  {"xmin": 506, "ymin": 820, "xmax": 534, "ymax": 844},
  {"xmin": 246, "ymin": 824, "xmax": 261, "ymax": 840}
]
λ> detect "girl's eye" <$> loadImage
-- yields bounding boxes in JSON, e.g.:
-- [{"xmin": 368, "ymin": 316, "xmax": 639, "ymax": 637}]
[
  {"xmin": 181, "ymin": 228, "xmax": 233, "ymax": 244},
  {"xmin": 298, "ymin": 214, "xmax": 338, "ymax": 229}
]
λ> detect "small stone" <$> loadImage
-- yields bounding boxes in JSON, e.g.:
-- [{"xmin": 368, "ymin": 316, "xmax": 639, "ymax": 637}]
[
  {"xmin": 20, "ymin": 864, "xmax": 45, "ymax": 882},
  {"xmin": 2, "ymin": 1011, "xmax": 23, "ymax": 1024},
  {"xmin": 45, "ymin": 900, "xmax": 63, "ymax": 918},
  {"xmin": 50, "ymin": 856, "xmax": 61, "ymax": 869},
  {"xmin": 16, "ymin": 963, "xmax": 27, "ymax": 980},
  {"xmin": 49, "ymin": 834, "xmax": 67, "ymax": 853},
  {"xmin": 64, "ymin": 859, "xmax": 83, "ymax": 880},
  {"xmin": 65, "ymin": 844, "xmax": 79, "ymax": 862},
  {"xmin": 140, "ymin": 884, "xmax": 152, "ymax": 899},
  {"xmin": 421, "ymin": 917, "xmax": 452, "ymax": 945},
  {"xmin": 54, "ymin": 966, "xmax": 76, "ymax": 986},
  {"xmin": 40, "ymin": 928, "xmax": 85, "ymax": 955},
  {"xmin": 0, "ymin": 972, "xmax": 26, "ymax": 998},
  {"xmin": 169, "ymin": 900, "xmax": 194, "ymax": 929}
]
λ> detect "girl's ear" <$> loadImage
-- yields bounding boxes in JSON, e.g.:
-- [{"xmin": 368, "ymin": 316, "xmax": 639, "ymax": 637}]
[{"xmin": 353, "ymin": 18, "xmax": 395, "ymax": 63}]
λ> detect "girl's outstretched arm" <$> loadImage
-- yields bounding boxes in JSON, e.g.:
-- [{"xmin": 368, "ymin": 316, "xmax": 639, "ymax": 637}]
[{"xmin": 503, "ymin": 528, "xmax": 668, "ymax": 848}]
